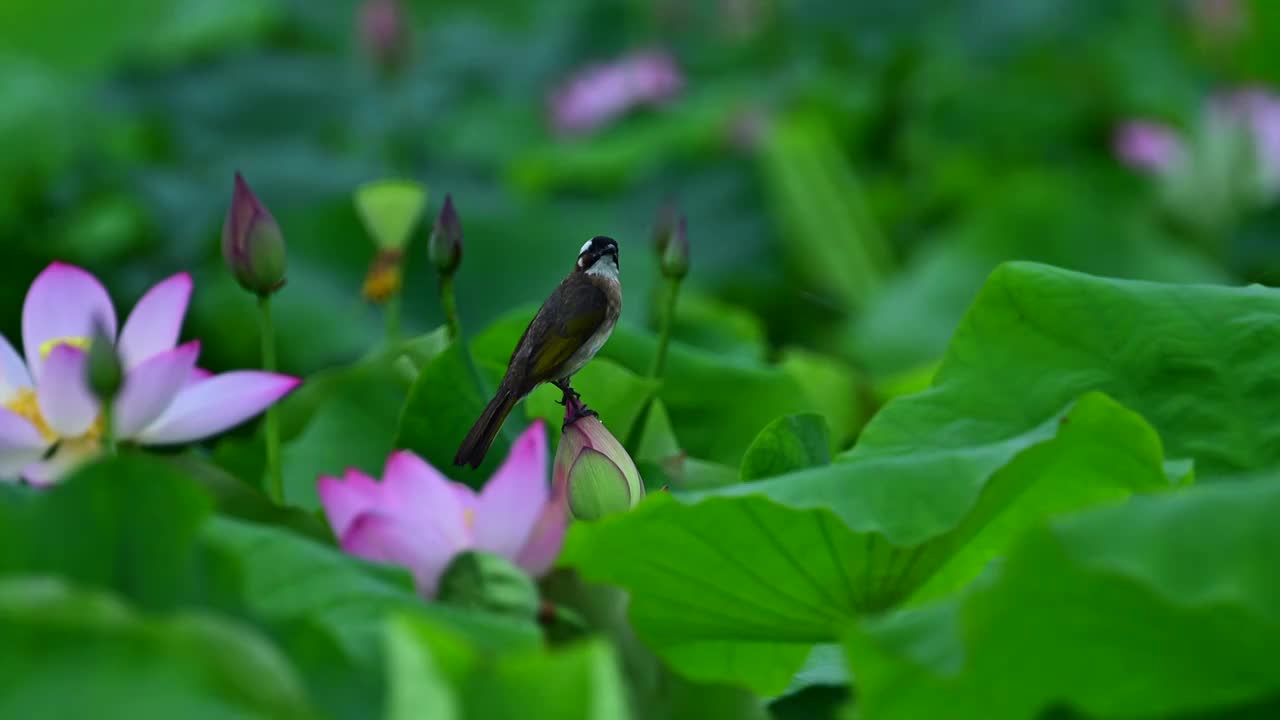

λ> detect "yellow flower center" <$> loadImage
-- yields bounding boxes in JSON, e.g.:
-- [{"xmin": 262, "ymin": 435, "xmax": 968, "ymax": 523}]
[
  {"xmin": 3, "ymin": 387, "xmax": 103, "ymax": 444},
  {"xmin": 6, "ymin": 388, "xmax": 55, "ymax": 442},
  {"xmin": 38, "ymin": 335, "xmax": 91, "ymax": 360},
  {"xmin": 463, "ymin": 508, "xmax": 476, "ymax": 530}
]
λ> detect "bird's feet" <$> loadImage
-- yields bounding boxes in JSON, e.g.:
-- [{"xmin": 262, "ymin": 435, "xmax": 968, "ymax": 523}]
[
  {"xmin": 554, "ymin": 381, "xmax": 597, "ymax": 428},
  {"xmin": 553, "ymin": 380, "xmax": 582, "ymax": 406}
]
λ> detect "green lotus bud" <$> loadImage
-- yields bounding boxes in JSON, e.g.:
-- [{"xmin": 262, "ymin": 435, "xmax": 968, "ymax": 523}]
[
  {"xmin": 436, "ymin": 551, "xmax": 539, "ymax": 620},
  {"xmin": 554, "ymin": 415, "xmax": 644, "ymax": 521},
  {"xmin": 222, "ymin": 173, "xmax": 287, "ymax": 296},
  {"xmin": 85, "ymin": 317, "xmax": 122, "ymax": 401},
  {"xmin": 651, "ymin": 199, "xmax": 678, "ymax": 258},
  {"xmin": 429, "ymin": 193, "xmax": 463, "ymax": 275},
  {"xmin": 660, "ymin": 215, "xmax": 689, "ymax": 279}
]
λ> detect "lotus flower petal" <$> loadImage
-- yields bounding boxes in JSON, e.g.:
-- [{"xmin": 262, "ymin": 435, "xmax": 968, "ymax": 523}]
[
  {"xmin": 117, "ymin": 273, "xmax": 192, "ymax": 369},
  {"xmin": 22, "ymin": 263, "xmax": 117, "ymax": 381},
  {"xmin": 36, "ymin": 346, "xmax": 97, "ymax": 438},
  {"xmin": 115, "ymin": 341, "xmax": 201, "ymax": 437},
  {"xmin": 341, "ymin": 511, "xmax": 460, "ymax": 597},
  {"xmin": 135, "ymin": 371, "xmax": 299, "ymax": 445},
  {"xmin": 473, "ymin": 421, "xmax": 549, "ymax": 560}
]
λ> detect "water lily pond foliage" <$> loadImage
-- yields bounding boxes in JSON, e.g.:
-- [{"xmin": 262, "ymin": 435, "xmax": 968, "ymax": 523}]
[{"xmin": 2, "ymin": 1, "xmax": 1280, "ymax": 719}]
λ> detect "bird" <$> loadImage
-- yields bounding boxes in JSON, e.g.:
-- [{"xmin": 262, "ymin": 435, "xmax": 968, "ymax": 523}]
[{"xmin": 454, "ymin": 236, "xmax": 622, "ymax": 468}]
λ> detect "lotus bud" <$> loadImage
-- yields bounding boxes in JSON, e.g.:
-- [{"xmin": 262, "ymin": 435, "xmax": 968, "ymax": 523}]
[
  {"xmin": 222, "ymin": 173, "xmax": 287, "ymax": 296},
  {"xmin": 85, "ymin": 317, "xmax": 122, "ymax": 402},
  {"xmin": 429, "ymin": 193, "xmax": 463, "ymax": 276},
  {"xmin": 358, "ymin": 0, "xmax": 411, "ymax": 75},
  {"xmin": 555, "ymin": 412, "xmax": 644, "ymax": 521},
  {"xmin": 436, "ymin": 550, "xmax": 540, "ymax": 621},
  {"xmin": 660, "ymin": 215, "xmax": 689, "ymax": 279},
  {"xmin": 651, "ymin": 199, "xmax": 678, "ymax": 258}
]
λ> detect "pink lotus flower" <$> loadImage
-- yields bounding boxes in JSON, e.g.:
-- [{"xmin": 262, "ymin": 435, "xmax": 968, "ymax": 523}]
[
  {"xmin": 1213, "ymin": 87, "xmax": 1280, "ymax": 193},
  {"xmin": 0, "ymin": 262, "xmax": 301, "ymax": 485},
  {"xmin": 1113, "ymin": 121, "xmax": 1185, "ymax": 175},
  {"xmin": 318, "ymin": 421, "xmax": 566, "ymax": 598},
  {"xmin": 548, "ymin": 50, "xmax": 684, "ymax": 136}
]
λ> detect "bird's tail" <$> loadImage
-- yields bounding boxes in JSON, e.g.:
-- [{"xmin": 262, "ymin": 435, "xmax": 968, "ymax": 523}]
[{"xmin": 454, "ymin": 388, "xmax": 517, "ymax": 468}]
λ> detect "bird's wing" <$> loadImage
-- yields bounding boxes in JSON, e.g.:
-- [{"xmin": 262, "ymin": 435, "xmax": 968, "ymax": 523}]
[{"xmin": 524, "ymin": 279, "xmax": 609, "ymax": 381}]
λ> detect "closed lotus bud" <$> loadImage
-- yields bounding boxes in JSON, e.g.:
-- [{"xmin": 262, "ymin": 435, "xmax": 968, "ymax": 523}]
[
  {"xmin": 651, "ymin": 200, "xmax": 678, "ymax": 258},
  {"xmin": 436, "ymin": 550, "xmax": 539, "ymax": 620},
  {"xmin": 429, "ymin": 193, "xmax": 463, "ymax": 275},
  {"xmin": 358, "ymin": 0, "xmax": 411, "ymax": 74},
  {"xmin": 660, "ymin": 215, "xmax": 689, "ymax": 279},
  {"xmin": 555, "ymin": 415, "xmax": 644, "ymax": 521},
  {"xmin": 222, "ymin": 173, "xmax": 287, "ymax": 296},
  {"xmin": 85, "ymin": 318, "xmax": 122, "ymax": 401}
]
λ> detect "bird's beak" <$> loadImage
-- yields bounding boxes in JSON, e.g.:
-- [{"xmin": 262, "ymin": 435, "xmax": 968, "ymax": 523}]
[{"xmin": 609, "ymin": 248, "xmax": 619, "ymax": 268}]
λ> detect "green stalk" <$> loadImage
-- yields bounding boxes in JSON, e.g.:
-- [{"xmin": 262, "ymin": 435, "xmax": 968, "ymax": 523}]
[
  {"xmin": 440, "ymin": 273, "xmax": 461, "ymax": 340},
  {"xmin": 258, "ymin": 295, "xmax": 284, "ymax": 503},
  {"xmin": 648, "ymin": 277, "xmax": 682, "ymax": 378},
  {"xmin": 101, "ymin": 400, "xmax": 116, "ymax": 456},
  {"xmin": 385, "ymin": 290, "xmax": 402, "ymax": 345}
]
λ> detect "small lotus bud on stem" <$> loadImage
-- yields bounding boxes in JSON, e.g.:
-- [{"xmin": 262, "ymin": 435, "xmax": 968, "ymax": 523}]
[
  {"xmin": 660, "ymin": 215, "xmax": 689, "ymax": 279},
  {"xmin": 651, "ymin": 199, "xmax": 678, "ymax": 258},
  {"xmin": 222, "ymin": 173, "xmax": 287, "ymax": 297},
  {"xmin": 430, "ymin": 193, "xmax": 464, "ymax": 339},
  {"xmin": 429, "ymin": 194, "xmax": 463, "ymax": 276},
  {"xmin": 358, "ymin": 0, "xmax": 411, "ymax": 76}
]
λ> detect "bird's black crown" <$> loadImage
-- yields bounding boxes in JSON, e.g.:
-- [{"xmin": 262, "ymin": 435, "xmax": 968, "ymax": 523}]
[{"xmin": 577, "ymin": 235, "xmax": 620, "ymax": 269}]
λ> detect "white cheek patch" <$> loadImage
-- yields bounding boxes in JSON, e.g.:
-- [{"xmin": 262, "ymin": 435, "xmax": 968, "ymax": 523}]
[
  {"xmin": 578, "ymin": 256, "xmax": 586, "ymax": 268},
  {"xmin": 580, "ymin": 239, "xmax": 593, "ymax": 255}
]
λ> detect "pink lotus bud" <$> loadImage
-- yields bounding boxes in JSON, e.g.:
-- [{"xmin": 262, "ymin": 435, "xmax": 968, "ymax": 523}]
[
  {"xmin": 554, "ymin": 411, "xmax": 644, "ymax": 522},
  {"xmin": 222, "ymin": 173, "xmax": 287, "ymax": 296},
  {"xmin": 358, "ymin": 0, "xmax": 410, "ymax": 73}
]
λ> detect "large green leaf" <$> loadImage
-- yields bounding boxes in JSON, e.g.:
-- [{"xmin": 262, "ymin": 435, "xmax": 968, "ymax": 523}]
[
  {"xmin": 740, "ymin": 413, "xmax": 832, "ymax": 482},
  {"xmin": 0, "ymin": 453, "xmax": 211, "ymax": 611},
  {"xmin": 472, "ymin": 310, "xmax": 815, "ymax": 466},
  {"xmin": 560, "ymin": 391, "xmax": 1172, "ymax": 693},
  {"xmin": 872, "ymin": 261, "xmax": 1280, "ymax": 481},
  {"xmin": 843, "ymin": 477, "xmax": 1280, "ymax": 720},
  {"xmin": 386, "ymin": 613, "xmax": 631, "ymax": 719},
  {"xmin": 0, "ymin": 577, "xmax": 313, "ymax": 720},
  {"xmin": 851, "ymin": 178, "xmax": 1229, "ymax": 378}
]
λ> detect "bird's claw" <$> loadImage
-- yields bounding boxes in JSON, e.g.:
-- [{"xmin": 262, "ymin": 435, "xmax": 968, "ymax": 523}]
[{"xmin": 562, "ymin": 404, "xmax": 598, "ymax": 430}]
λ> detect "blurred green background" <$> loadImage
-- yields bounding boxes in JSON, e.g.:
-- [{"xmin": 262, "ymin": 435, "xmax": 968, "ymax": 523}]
[{"xmin": 1, "ymin": 0, "xmax": 1276, "ymax": 383}]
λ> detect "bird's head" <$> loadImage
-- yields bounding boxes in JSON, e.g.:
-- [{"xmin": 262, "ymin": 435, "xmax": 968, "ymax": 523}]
[{"xmin": 576, "ymin": 235, "xmax": 620, "ymax": 277}]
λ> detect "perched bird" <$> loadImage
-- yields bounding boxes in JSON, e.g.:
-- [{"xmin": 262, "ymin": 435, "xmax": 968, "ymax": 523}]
[{"xmin": 454, "ymin": 236, "xmax": 622, "ymax": 468}]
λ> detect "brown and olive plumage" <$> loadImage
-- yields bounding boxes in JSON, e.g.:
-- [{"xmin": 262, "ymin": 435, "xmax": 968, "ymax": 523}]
[{"xmin": 454, "ymin": 236, "xmax": 621, "ymax": 468}]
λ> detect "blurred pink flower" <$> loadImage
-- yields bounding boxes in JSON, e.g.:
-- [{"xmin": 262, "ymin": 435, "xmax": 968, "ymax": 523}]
[
  {"xmin": 1113, "ymin": 121, "xmax": 1184, "ymax": 175},
  {"xmin": 548, "ymin": 50, "xmax": 684, "ymax": 135},
  {"xmin": 1190, "ymin": 0, "xmax": 1243, "ymax": 41},
  {"xmin": 1214, "ymin": 87, "xmax": 1280, "ymax": 190},
  {"xmin": 0, "ymin": 263, "xmax": 301, "ymax": 485},
  {"xmin": 318, "ymin": 421, "xmax": 566, "ymax": 598},
  {"xmin": 358, "ymin": 0, "xmax": 410, "ymax": 71}
]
